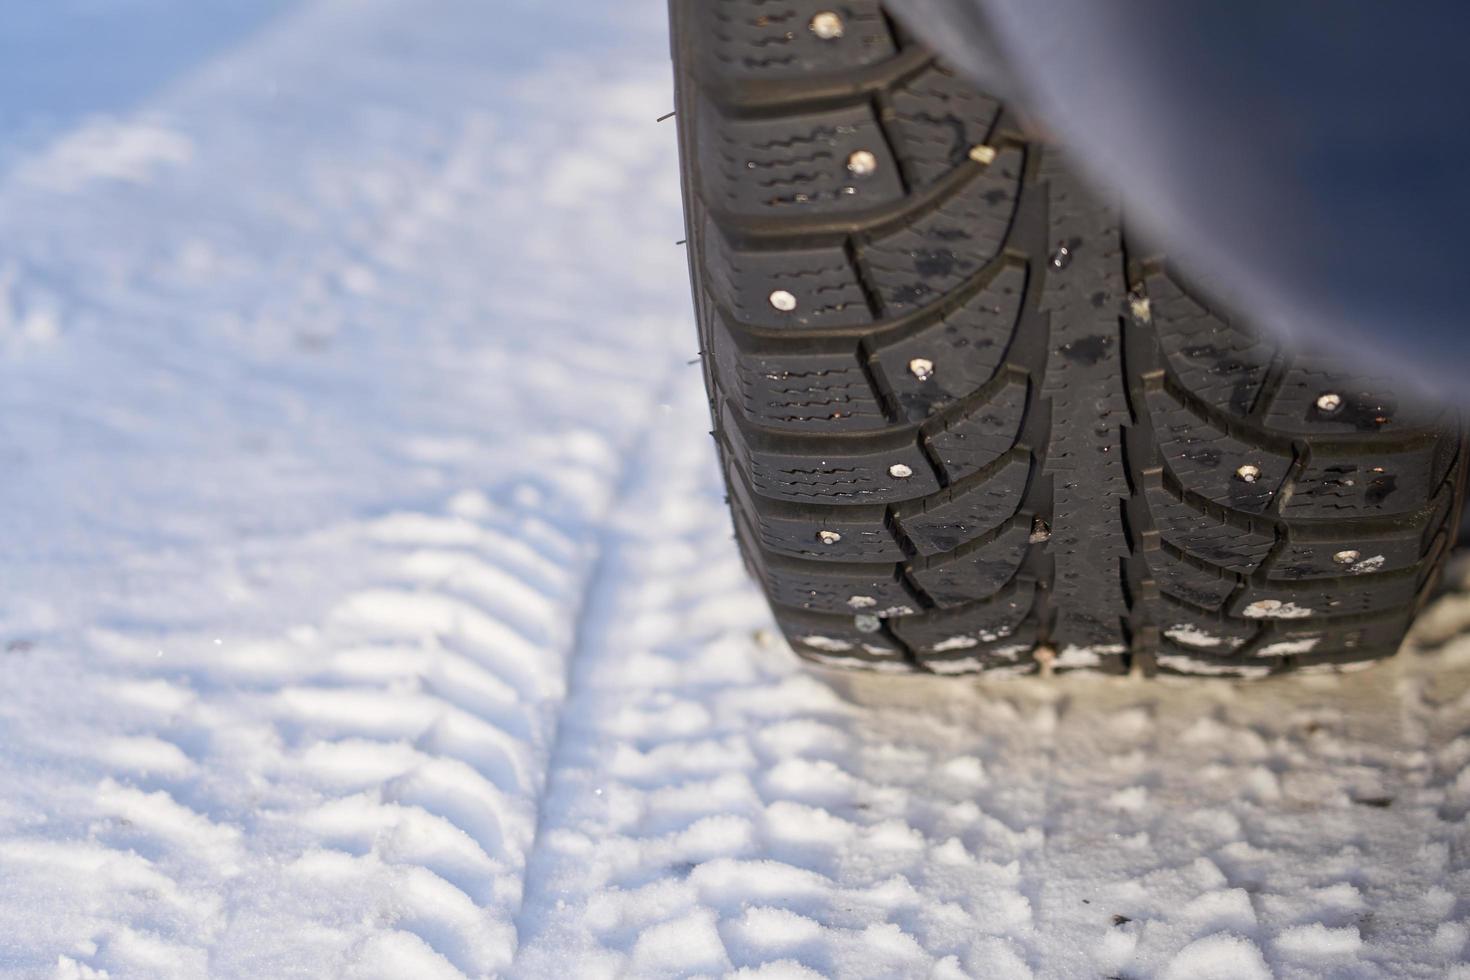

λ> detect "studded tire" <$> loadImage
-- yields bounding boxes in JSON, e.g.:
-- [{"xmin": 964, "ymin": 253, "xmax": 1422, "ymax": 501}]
[{"xmin": 670, "ymin": 0, "xmax": 1467, "ymax": 677}]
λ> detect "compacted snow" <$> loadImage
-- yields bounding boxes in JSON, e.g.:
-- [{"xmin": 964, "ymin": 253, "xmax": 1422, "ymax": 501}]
[{"xmin": 0, "ymin": 1, "xmax": 1466, "ymax": 977}]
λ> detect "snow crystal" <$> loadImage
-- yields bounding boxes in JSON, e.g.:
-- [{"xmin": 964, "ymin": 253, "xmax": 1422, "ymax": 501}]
[
  {"xmin": 1243, "ymin": 599, "xmax": 1314, "ymax": 619},
  {"xmin": 1165, "ymin": 624, "xmax": 1225, "ymax": 648}
]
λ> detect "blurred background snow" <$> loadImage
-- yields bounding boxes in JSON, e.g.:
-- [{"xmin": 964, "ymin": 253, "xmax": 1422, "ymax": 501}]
[
  {"xmin": 0, "ymin": 0, "xmax": 296, "ymax": 164},
  {"xmin": 0, "ymin": 1, "xmax": 1465, "ymax": 977}
]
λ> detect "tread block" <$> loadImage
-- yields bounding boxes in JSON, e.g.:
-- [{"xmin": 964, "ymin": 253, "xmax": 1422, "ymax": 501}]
[
  {"xmin": 1142, "ymin": 469, "xmax": 1275, "ymax": 572},
  {"xmin": 887, "ymin": 64, "xmax": 1002, "ymax": 187},
  {"xmin": 907, "ymin": 523, "xmax": 1029, "ymax": 607},
  {"xmin": 1145, "ymin": 269, "xmax": 1274, "ymax": 418},
  {"xmin": 705, "ymin": 223, "xmax": 873, "ymax": 328},
  {"xmin": 1145, "ymin": 544, "xmax": 1237, "ymax": 609},
  {"xmin": 697, "ymin": 101, "xmax": 905, "ymax": 217},
  {"xmin": 1264, "ymin": 356, "xmax": 1444, "ymax": 435},
  {"xmin": 697, "ymin": 0, "xmax": 898, "ymax": 83},
  {"xmin": 726, "ymin": 404, "xmax": 942, "ymax": 505},
  {"xmin": 734, "ymin": 501, "xmax": 914, "ymax": 616},
  {"xmin": 1158, "ymin": 598, "xmax": 1256, "ymax": 652},
  {"xmin": 1270, "ymin": 527, "xmax": 1430, "ymax": 581},
  {"xmin": 1231, "ymin": 573, "xmax": 1419, "ymax": 622},
  {"xmin": 924, "ymin": 378, "xmax": 1028, "ymax": 481},
  {"xmin": 762, "ymin": 558, "xmax": 917, "ymax": 616},
  {"xmin": 716, "ymin": 334, "xmax": 889, "ymax": 432},
  {"xmin": 857, "ymin": 148, "xmax": 1024, "ymax": 314},
  {"xmin": 1146, "ymin": 386, "xmax": 1292, "ymax": 514},
  {"xmin": 773, "ymin": 607, "xmax": 912, "ymax": 673},
  {"xmin": 888, "ymin": 580, "xmax": 1034, "ymax": 657},
  {"xmin": 894, "ymin": 455, "xmax": 1029, "ymax": 555},
  {"xmin": 1283, "ymin": 445, "xmax": 1442, "ymax": 519},
  {"xmin": 920, "ymin": 627, "xmax": 1039, "ymax": 675},
  {"xmin": 867, "ymin": 261, "xmax": 1025, "ymax": 422},
  {"xmin": 1254, "ymin": 613, "xmax": 1410, "ymax": 660},
  {"xmin": 727, "ymin": 462, "xmax": 905, "ymax": 562}
]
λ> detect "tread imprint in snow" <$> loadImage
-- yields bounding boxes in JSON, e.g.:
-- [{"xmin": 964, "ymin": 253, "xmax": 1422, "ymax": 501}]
[{"xmin": 674, "ymin": 0, "xmax": 1466, "ymax": 675}]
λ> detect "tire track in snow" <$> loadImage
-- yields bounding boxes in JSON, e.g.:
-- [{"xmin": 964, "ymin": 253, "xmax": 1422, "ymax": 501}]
[
  {"xmin": 0, "ymin": 1, "xmax": 692, "ymax": 975},
  {"xmin": 509, "ymin": 365, "xmax": 693, "ymax": 942}
]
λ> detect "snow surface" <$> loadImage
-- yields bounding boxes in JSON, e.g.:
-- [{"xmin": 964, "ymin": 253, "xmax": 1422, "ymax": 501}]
[{"xmin": 0, "ymin": 1, "xmax": 1467, "ymax": 977}]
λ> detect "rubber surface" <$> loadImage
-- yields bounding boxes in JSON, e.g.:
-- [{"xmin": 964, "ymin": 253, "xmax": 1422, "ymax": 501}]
[{"xmin": 670, "ymin": 0, "xmax": 1467, "ymax": 677}]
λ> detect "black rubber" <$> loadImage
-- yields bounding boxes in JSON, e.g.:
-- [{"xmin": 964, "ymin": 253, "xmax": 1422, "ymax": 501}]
[{"xmin": 670, "ymin": 0, "xmax": 1467, "ymax": 677}]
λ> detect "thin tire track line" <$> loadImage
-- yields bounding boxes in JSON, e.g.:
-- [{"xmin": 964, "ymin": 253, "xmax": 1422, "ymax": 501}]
[{"xmin": 508, "ymin": 358, "xmax": 697, "ymax": 961}]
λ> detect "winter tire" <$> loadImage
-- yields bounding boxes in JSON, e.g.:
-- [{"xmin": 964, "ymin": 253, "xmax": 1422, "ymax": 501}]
[{"xmin": 670, "ymin": 0, "xmax": 1468, "ymax": 677}]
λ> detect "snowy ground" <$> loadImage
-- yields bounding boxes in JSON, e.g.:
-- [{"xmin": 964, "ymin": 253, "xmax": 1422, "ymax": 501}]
[{"xmin": 0, "ymin": 1, "xmax": 1466, "ymax": 977}]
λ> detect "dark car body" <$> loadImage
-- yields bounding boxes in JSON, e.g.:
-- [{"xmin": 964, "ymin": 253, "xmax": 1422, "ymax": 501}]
[{"xmin": 894, "ymin": 0, "xmax": 1470, "ymax": 399}]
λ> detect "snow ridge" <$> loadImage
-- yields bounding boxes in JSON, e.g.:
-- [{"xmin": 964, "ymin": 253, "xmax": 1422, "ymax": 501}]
[{"xmin": 0, "ymin": 0, "xmax": 692, "ymax": 975}]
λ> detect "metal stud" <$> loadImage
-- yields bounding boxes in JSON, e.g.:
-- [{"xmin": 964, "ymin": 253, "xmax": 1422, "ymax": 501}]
[
  {"xmin": 846, "ymin": 149, "xmax": 878, "ymax": 176},
  {"xmin": 1235, "ymin": 464, "xmax": 1261, "ymax": 483},
  {"xmin": 810, "ymin": 11, "xmax": 844, "ymax": 39},
  {"xmin": 1128, "ymin": 288, "xmax": 1151, "ymax": 323},
  {"xmin": 1316, "ymin": 392, "xmax": 1343, "ymax": 413},
  {"xmin": 769, "ymin": 289, "xmax": 797, "ymax": 312},
  {"xmin": 968, "ymin": 144, "xmax": 997, "ymax": 165},
  {"xmin": 1334, "ymin": 549, "xmax": 1360, "ymax": 564},
  {"xmin": 888, "ymin": 463, "xmax": 914, "ymax": 479},
  {"xmin": 816, "ymin": 529, "xmax": 842, "ymax": 545},
  {"xmin": 908, "ymin": 357, "xmax": 934, "ymax": 381}
]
